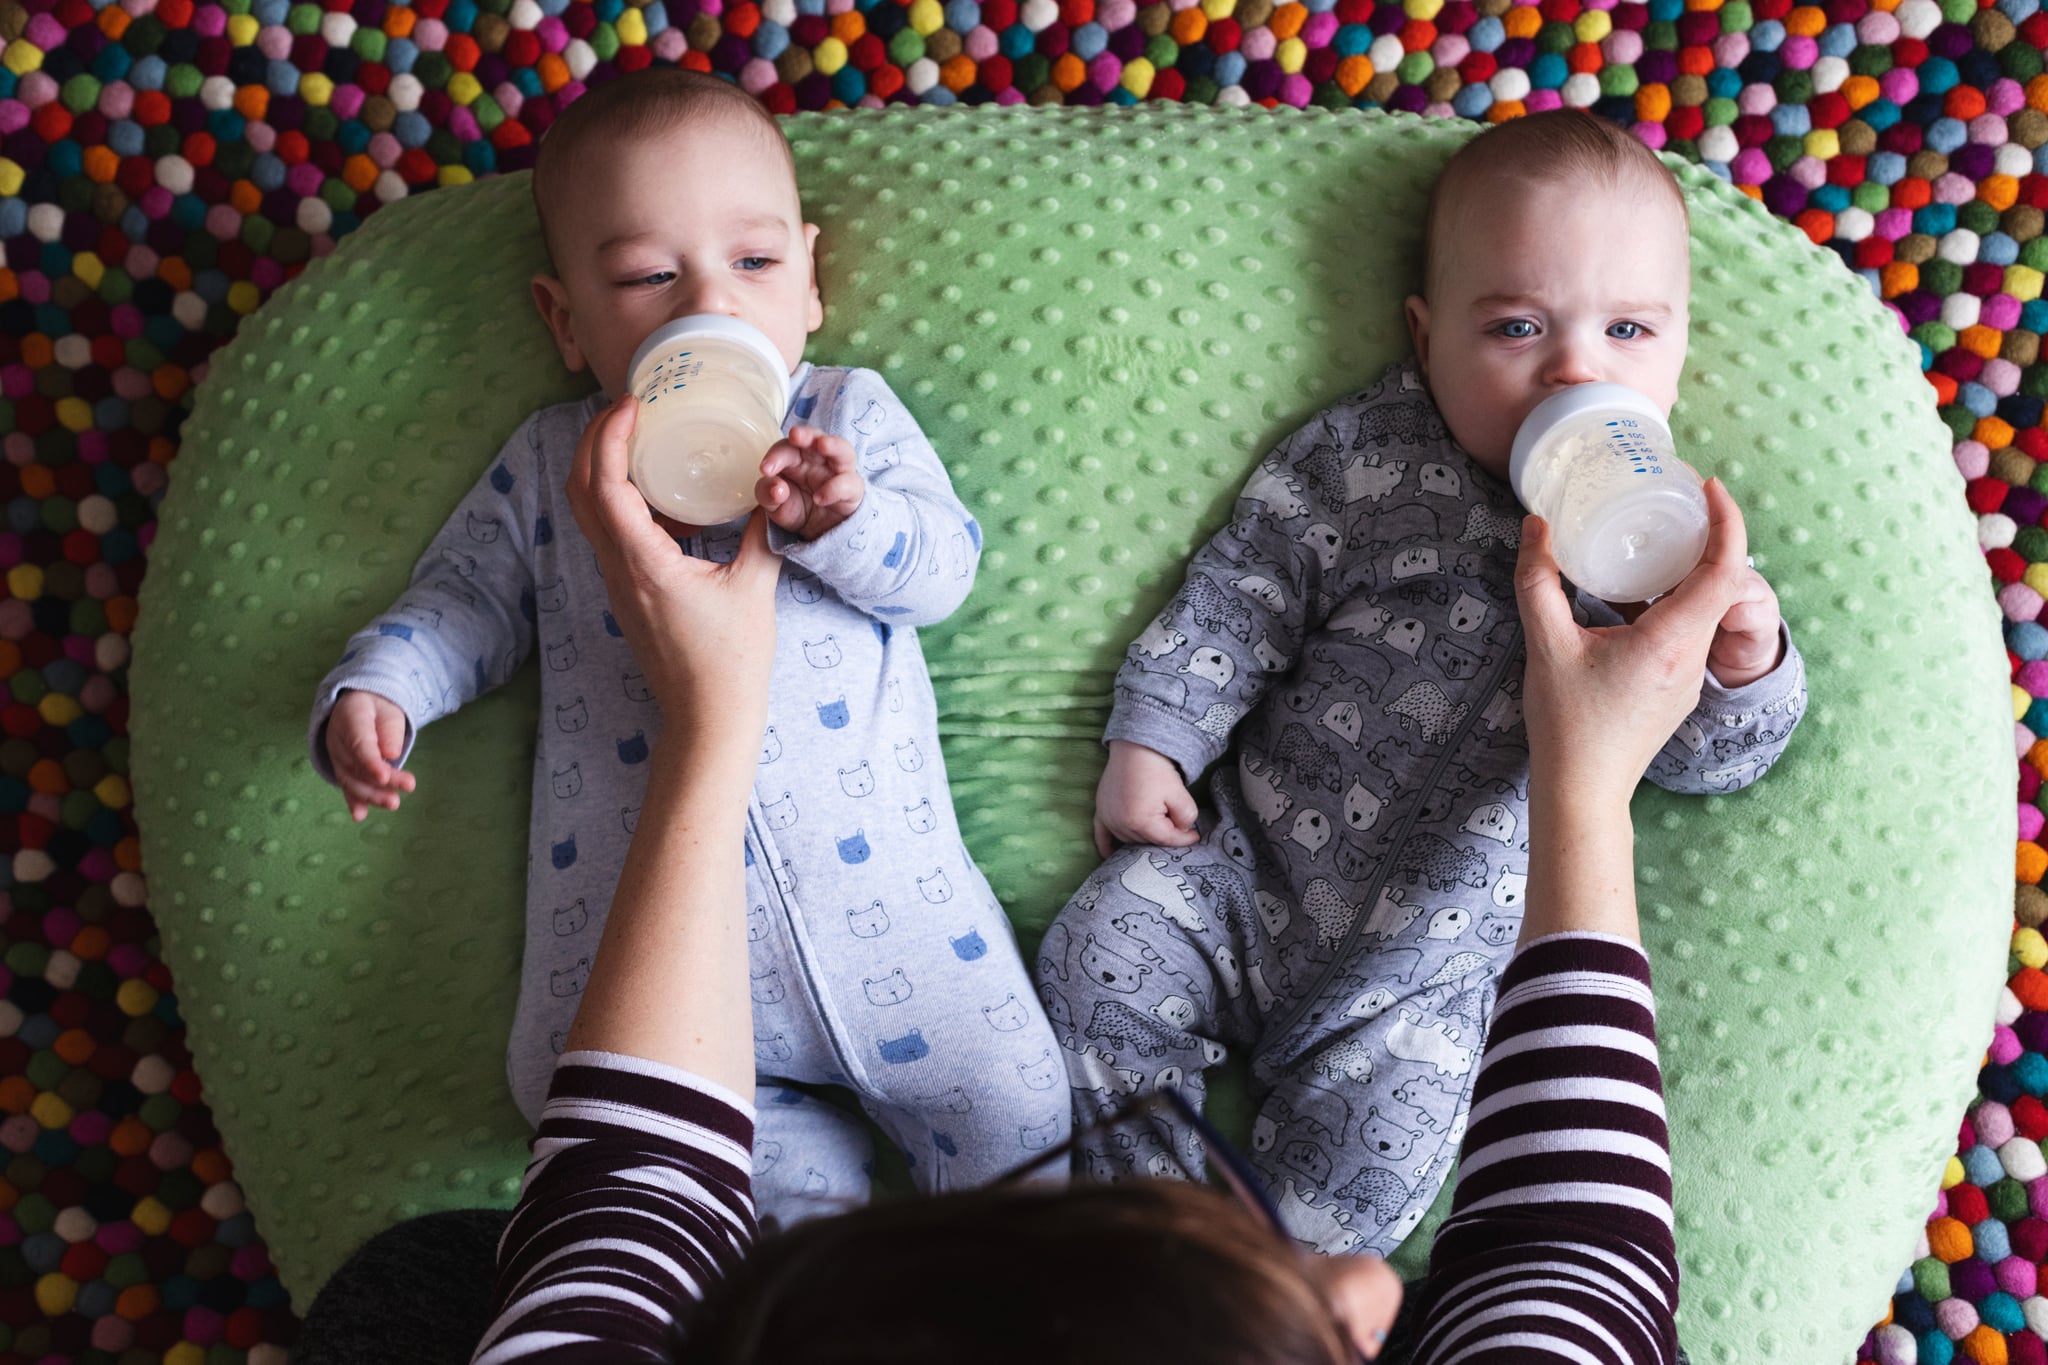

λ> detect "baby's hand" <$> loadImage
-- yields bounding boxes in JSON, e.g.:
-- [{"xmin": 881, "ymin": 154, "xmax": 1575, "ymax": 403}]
[
  {"xmin": 1094, "ymin": 740, "xmax": 1200, "ymax": 859},
  {"xmin": 757, "ymin": 425, "xmax": 865, "ymax": 541},
  {"xmin": 1706, "ymin": 568, "xmax": 1783, "ymax": 688},
  {"xmin": 326, "ymin": 689, "xmax": 416, "ymax": 822}
]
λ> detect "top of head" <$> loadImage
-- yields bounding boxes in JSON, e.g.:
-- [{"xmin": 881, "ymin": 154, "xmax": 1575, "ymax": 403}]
[
  {"xmin": 1420, "ymin": 108, "xmax": 1691, "ymax": 303},
  {"xmin": 529, "ymin": 67, "xmax": 798, "ymax": 272}
]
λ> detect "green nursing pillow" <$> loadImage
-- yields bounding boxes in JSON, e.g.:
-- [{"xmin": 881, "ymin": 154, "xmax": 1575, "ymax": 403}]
[{"xmin": 130, "ymin": 104, "xmax": 2012, "ymax": 1360}]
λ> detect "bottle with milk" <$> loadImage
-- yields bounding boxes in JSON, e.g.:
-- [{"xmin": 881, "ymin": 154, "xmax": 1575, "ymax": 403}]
[
  {"xmin": 1508, "ymin": 383, "xmax": 1709, "ymax": 603},
  {"xmin": 625, "ymin": 315, "xmax": 792, "ymax": 526}
]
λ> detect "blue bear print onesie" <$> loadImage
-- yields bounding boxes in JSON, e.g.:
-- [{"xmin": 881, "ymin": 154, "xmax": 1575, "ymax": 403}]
[
  {"xmin": 310, "ymin": 365, "xmax": 1067, "ymax": 1218},
  {"xmin": 1037, "ymin": 362, "xmax": 1807, "ymax": 1255}
]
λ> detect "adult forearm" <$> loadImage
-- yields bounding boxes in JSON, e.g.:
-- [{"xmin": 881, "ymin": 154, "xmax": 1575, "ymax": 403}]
[
  {"xmin": 1518, "ymin": 776, "xmax": 1642, "ymax": 947},
  {"xmin": 563, "ymin": 728, "xmax": 758, "ymax": 1095}
]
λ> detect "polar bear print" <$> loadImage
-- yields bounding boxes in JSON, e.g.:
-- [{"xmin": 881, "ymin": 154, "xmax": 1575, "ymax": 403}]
[
  {"xmin": 1298, "ymin": 522, "xmax": 1344, "ymax": 570},
  {"xmin": 1378, "ymin": 617, "xmax": 1426, "ymax": 660},
  {"xmin": 1491, "ymin": 868, "xmax": 1527, "ymax": 909},
  {"xmin": 1231, "ymin": 574, "xmax": 1287, "ymax": 614},
  {"xmin": 1320, "ymin": 700, "xmax": 1364, "ymax": 749},
  {"xmin": 895, "ymin": 740, "xmax": 924, "ymax": 771},
  {"xmin": 1135, "ymin": 620, "xmax": 1188, "ymax": 659},
  {"xmin": 1461, "ymin": 802, "xmax": 1517, "ymax": 845},
  {"xmin": 904, "ymin": 799, "xmax": 937, "ymax": 833},
  {"xmin": 1424, "ymin": 906, "xmax": 1471, "ymax": 940},
  {"xmin": 1447, "ymin": 591, "xmax": 1488, "ymax": 633},
  {"xmin": 803, "ymin": 636, "xmax": 843, "ymax": 669},
  {"xmin": 1180, "ymin": 647, "xmax": 1236, "ymax": 690},
  {"xmin": 1289, "ymin": 808, "xmax": 1332, "ymax": 859},
  {"xmin": 1342, "ymin": 779, "xmax": 1384, "ymax": 834}
]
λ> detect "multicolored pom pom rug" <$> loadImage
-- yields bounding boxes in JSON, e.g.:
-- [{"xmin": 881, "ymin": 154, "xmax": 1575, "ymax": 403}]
[{"xmin": 0, "ymin": 0, "xmax": 2044, "ymax": 1355}]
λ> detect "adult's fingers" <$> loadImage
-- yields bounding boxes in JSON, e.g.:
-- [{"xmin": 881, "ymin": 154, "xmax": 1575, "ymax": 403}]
[
  {"xmin": 1640, "ymin": 478, "xmax": 1750, "ymax": 643},
  {"xmin": 725, "ymin": 510, "xmax": 785, "ymax": 595},
  {"xmin": 1511, "ymin": 516, "xmax": 1576, "ymax": 650}
]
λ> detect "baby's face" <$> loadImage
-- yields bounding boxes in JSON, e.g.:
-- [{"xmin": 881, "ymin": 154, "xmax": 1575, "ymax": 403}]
[
  {"xmin": 532, "ymin": 115, "xmax": 822, "ymax": 396},
  {"xmin": 1405, "ymin": 174, "xmax": 1691, "ymax": 479}
]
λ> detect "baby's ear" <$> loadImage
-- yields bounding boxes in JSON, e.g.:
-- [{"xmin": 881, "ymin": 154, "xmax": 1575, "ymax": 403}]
[
  {"xmin": 531, "ymin": 274, "xmax": 587, "ymax": 374},
  {"xmin": 1403, "ymin": 295, "xmax": 1431, "ymax": 380},
  {"xmin": 803, "ymin": 222, "xmax": 824, "ymax": 335}
]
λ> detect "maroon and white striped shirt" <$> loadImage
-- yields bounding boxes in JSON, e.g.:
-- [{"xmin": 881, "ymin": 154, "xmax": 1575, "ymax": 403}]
[{"xmin": 473, "ymin": 931, "xmax": 1676, "ymax": 1363}]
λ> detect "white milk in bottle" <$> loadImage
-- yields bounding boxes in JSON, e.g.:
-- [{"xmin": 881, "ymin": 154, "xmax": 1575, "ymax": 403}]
[
  {"xmin": 1509, "ymin": 382, "xmax": 1708, "ymax": 602},
  {"xmin": 625, "ymin": 315, "xmax": 792, "ymax": 525}
]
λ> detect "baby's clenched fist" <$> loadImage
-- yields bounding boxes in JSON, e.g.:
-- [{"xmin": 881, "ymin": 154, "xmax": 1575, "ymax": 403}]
[
  {"xmin": 1093, "ymin": 739, "xmax": 1201, "ymax": 860},
  {"xmin": 325, "ymin": 689, "xmax": 416, "ymax": 822}
]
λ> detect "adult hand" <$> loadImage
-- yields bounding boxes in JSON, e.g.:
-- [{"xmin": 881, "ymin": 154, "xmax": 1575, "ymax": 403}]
[
  {"xmin": 1515, "ymin": 477, "xmax": 1755, "ymax": 806},
  {"xmin": 567, "ymin": 395, "xmax": 782, "ymax": 745}
]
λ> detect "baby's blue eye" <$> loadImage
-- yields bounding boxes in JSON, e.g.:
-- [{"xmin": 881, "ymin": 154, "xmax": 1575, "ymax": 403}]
[
  {"xmin": 627, "ymin": 272, "xmax": 674, "ymax": 288},
  {"xmin": 1608, "ymin": 321, "xmax": 1644, "ymax": 340},
  {"xmin": 737, "ymin": 257, "xmax": 773, "ymax": 272},
  {"xmin": 1497, "ymin": 319, "xmax": 1537, "ymax": 339}
]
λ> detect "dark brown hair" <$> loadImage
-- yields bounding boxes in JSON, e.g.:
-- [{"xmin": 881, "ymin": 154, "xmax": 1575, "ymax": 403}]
[
  {"xmin": 671, "ymin": 1179, "xmax": 1356, "ymax": 1365},
  {"xmin": 530, "ymin": 68, "xmax": 793, "ymax": 266},
  {"xmin": 1423, "ymin": 110, "xmax": 1689, "ymax": 295}
]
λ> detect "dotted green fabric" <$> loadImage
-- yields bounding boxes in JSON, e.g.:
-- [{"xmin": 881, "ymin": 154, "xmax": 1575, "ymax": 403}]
[{"xmin": 131, "ymin": 103, "xmax": 2012, "ymax": 1358}]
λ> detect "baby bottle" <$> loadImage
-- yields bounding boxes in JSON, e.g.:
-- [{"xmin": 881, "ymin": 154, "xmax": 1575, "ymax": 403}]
[
  {"xmin": 1508, "ymin": 383, "xmax": 1709, "ymax": 603},
  {"xmin": 625, "ymin": 315, "xmax": 792, "ymax": 525}
]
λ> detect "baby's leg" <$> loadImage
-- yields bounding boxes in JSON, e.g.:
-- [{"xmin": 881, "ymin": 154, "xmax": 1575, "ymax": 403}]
[
  {"xmin": 850, "ymin": 907, "xmax": 1071, "ymax": 1191},
  {"xmin": 1037, "ymin": 828, "xmax": 1264, "ymax": 1184},
  {"xmin": 752, "ymin": 1086, "xmax": 875, "ymax": 1233},
  {"xmin": 1249, "ymin": 939, "xmax": 1509, "ymax": 1257}
]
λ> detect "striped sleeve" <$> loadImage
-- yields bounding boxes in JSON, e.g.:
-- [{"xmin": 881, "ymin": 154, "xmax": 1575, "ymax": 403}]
[
  {"xmin": 470, "ymin": 1053, "xmax": 758, "ymax": 1364},
  {"xmin": 1409, "ymin": 932, "xmax": 1680, "ymax": 1365}
]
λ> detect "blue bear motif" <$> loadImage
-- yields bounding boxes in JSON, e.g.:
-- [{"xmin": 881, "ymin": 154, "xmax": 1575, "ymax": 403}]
[
  {"xmin": 617, "ymin": 731, "xmax": 649, "ymax": 764},
  {"xmin": 877, "ymin": 1030, "xmax": 929, "ymax": 1065},
  {"xmin": 551, "ymin": 835, "xmax": 578, "ymax": 870},
  {"xmin": 882, "ymin": 531, "xmax": 908, "ymax": 569},
  {"xmin": 490, "ymin": 463, "xmax": 515, "ymax": 494},
  {"xmin": 376, "ymin": 623, "xmax": 414, "ymax": 642},
  {"xmin": 817, "ymin": 696, "xmax": 850, "ymax": 730},
  {"xmin": 837, "ymin": 830, "xmax": 871, "ymax": 864},
  {"xmin": 534, "ymin": 513, "xmax": 553, "ymax": 546},
  {"xmin": 933, "ymin": 1131, "xmax": 959, "ymax": 1157},
  {"xmin": 964, "ymin": 517, "xmax": 982, "ymax": 551},
  {"xmin": 604, "ymin": 610, "xmax": 623, "ymax": 638},
  {"xmin": 872, "ymin": 620, "xmax": 892, "ymax": 646},
  {"xmin": 744, "ymin": 841, "xmax": 755, "ymax": 867},
  {"xmin": 951, "ymin": 928, "xmax": 987, "ymax": 961},
  {"xmin": 792, "ymin": 393, "xmax": 818, "ymax": 420}
]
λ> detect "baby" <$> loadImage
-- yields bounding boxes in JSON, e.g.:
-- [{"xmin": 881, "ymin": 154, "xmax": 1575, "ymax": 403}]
[
  {"xmin": 1036, "ymin": 111, "xmax": 1808, "ymax": 1253},
  {"xmin": 307, "ymin": 70, "xmax": 1065, "ymax": 1217}
]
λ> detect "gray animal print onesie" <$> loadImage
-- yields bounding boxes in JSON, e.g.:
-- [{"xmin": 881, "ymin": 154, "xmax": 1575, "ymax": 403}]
[
  {"xmin": 1037, "ymin": 362, "xmax": 1806, "ymax": 1255},
  {"xmin": 311, "ymin": 366, "xmax": 1065, "ymax": 1220}
]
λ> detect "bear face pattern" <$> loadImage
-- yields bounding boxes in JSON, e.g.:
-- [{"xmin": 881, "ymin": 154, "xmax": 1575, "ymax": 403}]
[
  {"xmin": 918, "ymin": 869, "xmax": 953, "ymax": 903},
  {"xmin": 862, "ymin": 969, "xmax": 914, "ymax": 1006},
  {"xmin": 847, "ymin": 900, "xmax": 890, "ymax": 938},
  {"xmin": 952, "ymin": 929, "xmax": 987, "ymax": 961},
  {"xmin": 803, "ymin": 636, "xmax": 844, "ymax": 669},
  {"xmin": 763, "ymin": 793, "xmax": 799, "ymax": 830},
  {"xmin": 551, "ymin": 763, "xmax": 581, "ymax": 799},
  {"xmin": 552, "ymin": 900, "xmax": 587, "ymax": 936},
  {"xmin": 760, "ymin": 726, "xmax": 782, "ymax": 764},
  {"xmin": 555, "ymin": 697, "xmax": 588, "ymax": 733},
  {"xmin": 838, "ymin": 762, "xmax": 875, "ymax": 798},
  {"xmin": 622, "ymin": 672, "xmax": 653, "ymax": 703},
  {"xmin": 877, "ymin": 1030, "xmax": 929, "ymax": 1065},
  {"xmin": 904, "ymin": 799, "xmax": 938, "ymax": 833},
  {"xmin": 837, "ymin": 831, "xmax": 872, "ymax": 864}
]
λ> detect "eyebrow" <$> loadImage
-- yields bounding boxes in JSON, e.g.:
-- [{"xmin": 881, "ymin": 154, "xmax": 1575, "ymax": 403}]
[
  {"xmin": 1470, "ymin": 292, "xmax": 1676, "ymax": 317},
  {"xmin": 595, "ymin": 216, "xmax": 793, "ymax": 254}
]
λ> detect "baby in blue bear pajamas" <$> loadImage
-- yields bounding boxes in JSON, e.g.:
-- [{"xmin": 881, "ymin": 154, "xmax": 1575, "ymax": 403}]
[
  {"xmin": 307, "ymin": 70, "xmax": 1064, "ymax": 1219},
  {"xmin": 1039, "ymin": 112, "xmax": 1809, "ymax": 1254}
]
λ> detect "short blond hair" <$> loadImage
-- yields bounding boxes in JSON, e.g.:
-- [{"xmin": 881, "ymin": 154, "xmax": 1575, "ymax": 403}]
[
  {"xmin": 1423, "ymin": 111, "xmax": 1689, "ymax": 295},
  {"xmin": 530, "ymin": 69, "xmax": 793, "ymax": 267}
]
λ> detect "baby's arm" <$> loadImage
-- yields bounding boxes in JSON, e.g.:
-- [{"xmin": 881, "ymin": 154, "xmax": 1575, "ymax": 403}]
[
  {"xmin": 1582, "ymin": 588, "xmax": 1809, "ymax": 795},
  {"xmin": 308, "ymin": 417, "xmax": 546, "ymax": 815},
  {"xmin": 1100, "ymin": 401, "xmax": 1381, "ymax": 849},
  {"xmin": 768, "ymin": 369, "xmax": 981, "ymax": 628}
]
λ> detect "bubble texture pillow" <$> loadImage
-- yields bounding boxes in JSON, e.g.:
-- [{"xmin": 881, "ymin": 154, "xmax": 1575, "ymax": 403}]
[{"xmin": 130, "ymin": 104, "xmax": 2013, "ymax": 1359}]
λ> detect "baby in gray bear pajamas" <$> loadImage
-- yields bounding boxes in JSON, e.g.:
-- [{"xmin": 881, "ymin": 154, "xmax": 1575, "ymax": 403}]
[
  {"xmin": 1038, "ymin": 112, "xmax": 1808, "ymax": 1254},
  {"xmin": 307, "ymin": 72, "xmax": 1063, "ymax": 1222}
]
